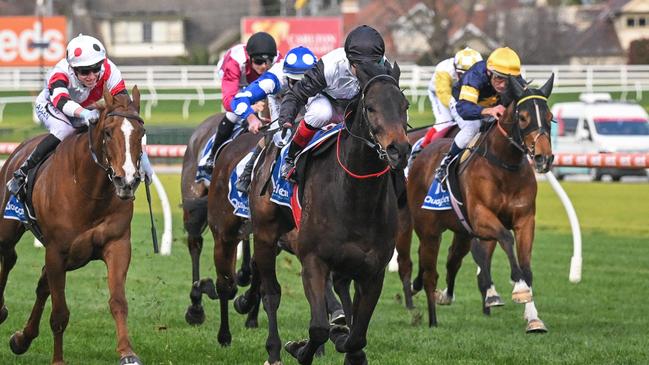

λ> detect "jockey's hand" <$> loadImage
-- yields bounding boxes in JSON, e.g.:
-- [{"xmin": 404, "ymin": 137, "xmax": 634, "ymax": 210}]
[
  {"xmin": 247, "ymin": 114, "xmax": 263, "ymax": 134},
  {"xmin": 280, "ymin": 121, "xmax": 293, "ymax": 138},
  {"xmin": 80, "ymin": 109, "xmax": 100, "ymax": 126},
  {"xmin": 252, "ymin": 100, "xmax": 266, "ymax": 113},
  {"xmin": 482, "ymin": 105, "xmax": 506, "ymax": 121}
]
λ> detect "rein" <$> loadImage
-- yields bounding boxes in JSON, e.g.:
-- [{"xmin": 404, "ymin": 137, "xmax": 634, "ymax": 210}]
[
  {"xmin": 495, "ymin": 94, "xmax": 550, "ymax": 159},
  {"xmin": 336, "ymin": 131, "xmax": 390, "ymax": 179},
  {"xmin": 342, "ymin": 74, "xmax": 401, "ymax": 162}
]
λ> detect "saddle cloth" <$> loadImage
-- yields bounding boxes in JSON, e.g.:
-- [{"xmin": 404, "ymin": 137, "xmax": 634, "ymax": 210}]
[{"xmin": 195, "ymin": 124, "xmax": 246, "ymax": 184}]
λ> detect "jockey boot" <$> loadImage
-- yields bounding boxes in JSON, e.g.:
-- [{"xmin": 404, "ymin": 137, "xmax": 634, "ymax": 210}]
[
  {"xmin": 6, "ymin": 134, "xmax": 60, "ymax": 195},
  {"xmin": 280, "ymin": 120, "xmax": 317, "ymax": 182},
  {"xmin": 434, "ymin": 142, "xmax": 461, "ymax": 183},
  {"xmin": 236, "ymin": 144, "xmax": 263, "ymax": 193},
  {"xmin": 204, "ymin": 115, "xmax": 236, "ymax": 176}
]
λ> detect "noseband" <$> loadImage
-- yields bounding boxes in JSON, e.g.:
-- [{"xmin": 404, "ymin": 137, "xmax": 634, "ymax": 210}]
[
  {"xmin": 498, "ymin": 94, "xmax": 551, "ymax": 159},
  {"xmin": 343, "ymin": 74, "xmax": 405, "ymax": 161},
  {"xmin": 88, "ymin": 110, "xmax": 144, "ymax": 181}
]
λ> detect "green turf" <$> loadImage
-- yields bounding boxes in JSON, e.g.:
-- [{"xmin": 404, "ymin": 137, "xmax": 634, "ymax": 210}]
[{"xmin": 0, "ymin": 175, "xmax": 647, "ymax": 364}]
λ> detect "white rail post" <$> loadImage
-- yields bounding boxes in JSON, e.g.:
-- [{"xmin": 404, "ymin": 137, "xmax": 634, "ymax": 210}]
[
  {"xmin": 544, "ymin": 171, "xmax": 582, "ymax": 283},
  {"xmin": 151, "ymin": 173, "xmax": 173, "ymax": 256}
]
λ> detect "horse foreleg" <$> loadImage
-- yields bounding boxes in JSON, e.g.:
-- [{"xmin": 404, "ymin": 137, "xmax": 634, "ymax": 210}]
[
  {"xmin": 332, "ymin": 272, "xmax": 353, "ymax": 326},
  {"xmin": 44, "ymin": 249, "xmax": 70, "ymax": 364},
  {"xmin": 285, "ymin": 255, "xmax": 329, "ymax": 364},
  {"xmin": 514, "ymin": 217, "xmax": 546, "ymax": 333},
  {"xmin": 416, "ymin": 228, "xmax": 442, "ymax": 327},
  {"xmin": 395, "ymin": 205, "xmax": 415, "ymax": 309},
  {"xmin": 185, "ymin": 231, "xmax": 206, "ymax": 325},
  {"xmin": 470, "ymin": 239, "xmax": 503, "ymax": 315},
  {"xmin": 325, "ymin": 273, "xmax": 345, "ymax": 326},
  {"xmin": 439, "ymin": 233, "xmax": 472, "ymax": 306},
  {"xmin": 254, "ymin": 233, "xmax": 283, "ymax": 365},
  {"xmin": 0, "ymin": 245, "xmax": 18, "ymax": 324},
  {"xmin": 212, "ymin": 235, "xmax": 239, "ymax": 346},
  {"xmin": 104, "ymin": 239, "xmax": 141, "ymax": 364},
  {"xmin": 9, "ymin": 266, "xmax": 49, "ymax": 355},
  {"xmin": 331, "ymin": 270, "xmax": 385, "ymax": 365}
]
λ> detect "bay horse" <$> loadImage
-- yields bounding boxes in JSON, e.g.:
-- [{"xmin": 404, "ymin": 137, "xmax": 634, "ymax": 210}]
[
  {"xmin": 0, "ymin": 87, "xmax": 145, "ymax": 364},
  {"xmin": 180, "ymin": 113, "xmax": 253, "ymax": 325},
  {"xmin": 247, "ymin": 61, "xmax": 410, "ymax": 365},
  {"xmin": 402, "ymin": 74, "xmax": 555, "ymax": 332}
]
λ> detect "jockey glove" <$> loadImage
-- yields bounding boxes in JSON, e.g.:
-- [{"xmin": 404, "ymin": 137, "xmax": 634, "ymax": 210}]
[
  {"xmin": 80, "ymin": 109, "xmax": 100, "ymax": 126},
  {"xmin": 140, "ymin": 152, "xmax": 154, "ymax": 184}
]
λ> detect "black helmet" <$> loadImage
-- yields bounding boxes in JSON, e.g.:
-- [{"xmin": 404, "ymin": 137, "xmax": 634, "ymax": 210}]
[
  {"xmin": 246, "ymin": 32, "xmax": 277, "ymax": 59},
  {"xmin": 344, "ymin": 25, "xmax": 385, "ymax": 65}
]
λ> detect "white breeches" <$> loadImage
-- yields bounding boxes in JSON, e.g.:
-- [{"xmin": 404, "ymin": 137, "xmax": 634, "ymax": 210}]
[
  {"xmin": 450, "ymin": 100, "xmax": 481, "ymax": 149},
  {"xmin": 304, "ymin": 94, "xmax": 345, "ymax": 129}
]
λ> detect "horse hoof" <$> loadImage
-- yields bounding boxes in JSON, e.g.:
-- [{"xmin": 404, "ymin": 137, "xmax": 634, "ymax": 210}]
[
  {"xmin": 329, "ymin": 309, "xmax": 346, "ymax": 326},
  {"xmin": 315, "ymin": 343, "xmax": 325, "ymax": 357},
  {"xmin": 435, "ymin": 289, "xmax": 454, "ymax": 305},
  {"xmin": 185, "ymin": 305, "xmax": 205, "ymax": 325},
  {"xmin": 200, "ymin": 278, "xmax": 218, "ymax": 300},
  {"xmin": 9, "ymin": 331, "xmax": 30, "ymax": 355},
  {"xmin": 512, "ymin": 290, "xmax": 533, "ymax": 304},
  {"xmin": 244, "ymin": 317, "xmax": 258, "ymax": 329},
  {"xmin": 329, "ymin": 325, "xmax": 349, "ymax": 353},
  {"xmin": 120, "ymin": 354, "xmax": 143, "ymax": 365},
  {"xmin": 485, "ymin": 295, "xmax": 505, "ymax": 308},
  {"xmin": 0, "ymin": 305, "xmax": 7, "ymax": 324},
  {"xmin": 217, "ymin": 331, "xmax": 232, "ymax": 347},
  {"xmin": 234, "ymin": 295, "xmax": 250, "ymax": 314},
  {"xmin": 526, "ymin": 319, "xmax": 548, "ymax": 333},
  {"xmin": 284, "ymin": 340, "xmax": 308, "ymax": 359},
  {"xmin": 236, "ymin": 269, "xmax": 251, "ymax": 287}
]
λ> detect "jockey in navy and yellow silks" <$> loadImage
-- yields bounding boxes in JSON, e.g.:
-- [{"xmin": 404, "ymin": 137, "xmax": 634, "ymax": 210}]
[{"xmin": 435, "ymin": 47, "xmax": 525, "ymax": 182}]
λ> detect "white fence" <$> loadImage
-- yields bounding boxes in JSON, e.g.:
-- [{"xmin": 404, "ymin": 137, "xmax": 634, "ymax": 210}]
[{"xmin": 2, "ymin": 64, "xmax": 649, "ymax": 117}]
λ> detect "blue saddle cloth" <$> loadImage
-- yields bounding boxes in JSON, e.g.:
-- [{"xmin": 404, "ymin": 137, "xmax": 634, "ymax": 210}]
[
  {"xmin": 421, "ymin": 178, "xmax": 452, "ymax": 210},
  {"xmin": 195, "ymin": 124, "xmax": 246, "ymax": 184},
  {"xmin": 3, "ymin": 194, "xmax": 28, "ymax": 223},
  {"xmin": 270, "ymin": 123, "xmax": 343, "ymax": 208},
  {"xmin": 227, "ymin": 150, "xmax": 253, "ymax": 218}
]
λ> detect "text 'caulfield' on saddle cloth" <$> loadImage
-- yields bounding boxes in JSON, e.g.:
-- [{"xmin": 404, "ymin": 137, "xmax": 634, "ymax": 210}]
[
  {"xmin": 422, "ymin": 178, "xmax": 452, "ymax": 211},
  {"xmin": 227, "ymin": 150, "xmax": 255, "ymax": 219},
  {"xmin": 3, "ymin": 194, "xmax": 28, "ymax": 223},
  {"xmin": 270, "ymin": 123, "xmax": 343, "ymax": 218}
]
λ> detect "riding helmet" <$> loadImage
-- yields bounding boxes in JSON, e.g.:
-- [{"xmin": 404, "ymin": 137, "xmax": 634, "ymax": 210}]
[
  {"xmin": 487, "ymin": 47, "xmax": 521, "ymax": 77},
  {"xmin": 283, "ymin": 46, "xmax": 317, "ymax": 80},
  {"xmin": 344, "ymin": 25, "xmax": 385, "ymax": 65},
  {"xmin": 66, "ymin": 34, "xmax": 106, "ymax": 69},
  {"xmin": 246, "ymin": 32, "xmax": 277, "ymax": 60}
]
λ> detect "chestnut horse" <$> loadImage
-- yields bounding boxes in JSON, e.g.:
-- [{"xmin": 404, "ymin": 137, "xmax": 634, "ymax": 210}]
[
  {"xmin": 0, "ymin": 88, "xmax": 145, "ymax": 364},
  {"xmin": 180, "ymin": 113, "xmax": 253, "ymax": 325},
  {"xmin": 248, "ymin": 62, "xmax": 410, "ymax": 365},
  {"xmin": 401, "ymin": 74, "xmax": 555, "ymax": 332}
]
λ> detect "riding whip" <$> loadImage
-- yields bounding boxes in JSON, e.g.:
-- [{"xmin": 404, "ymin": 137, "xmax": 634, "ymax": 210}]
[{"xmin": 144, "ymin": 176, "xmax": 159, "ymax": 254}]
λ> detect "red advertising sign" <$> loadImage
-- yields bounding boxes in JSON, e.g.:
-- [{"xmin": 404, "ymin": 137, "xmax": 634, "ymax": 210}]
[
  {"xmin": 0, "ymin": 16, "xmax": 67, "ymax": 67},
  {"xmin": 242, "ymin": 17, "xmax": 343, "ymax": 58}
]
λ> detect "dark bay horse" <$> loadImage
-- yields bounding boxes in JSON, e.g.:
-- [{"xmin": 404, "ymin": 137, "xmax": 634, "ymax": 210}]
[
  {"xmin": 180, "ymin": 113, "xmax": 252, "ymax": 325},
  {"xmin": 248, "ymin": 62, "xmax": 410, "ymax": 365},
  {"xmin": 0, "ymin": 87, "xmax": 145, "ymax": 364},
  {"xmin": 401, "ymin": 75, "xmax": 555, "ymax": 333}
]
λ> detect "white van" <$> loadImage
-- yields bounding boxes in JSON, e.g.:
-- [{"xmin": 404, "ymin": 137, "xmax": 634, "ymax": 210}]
[{"xmin": 551, "ymin": 93, "xmax": 649, "ymax": 181}]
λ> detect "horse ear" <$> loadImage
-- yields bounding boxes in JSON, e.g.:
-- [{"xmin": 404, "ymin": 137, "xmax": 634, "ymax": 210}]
[
  {"xmin": 131, "ymin": 85, "xmax": 141, "ymax": 112},
  {"xmin": 355, "ymin": 63, "xmax": 370, "ymax": 86},
  {"xmin": 508, "ymin": 75, "xmax": 525, "ymax": 100},
  {"xmin": 390, "ymin": 61, "xmax": 401, "ymax": 83},
  {"xmin": 539, "ymin": 73, "xmax": 554, "ymax": 98},
  {"xmin": 103, "ymin": 88, "xmax": 114, "ymax": 109}
]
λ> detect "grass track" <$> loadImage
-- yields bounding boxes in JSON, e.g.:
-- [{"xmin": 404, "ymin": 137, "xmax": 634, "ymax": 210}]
[{"xmin": 0, "ymin": 176, "xmax": 647, "ymax": 364}]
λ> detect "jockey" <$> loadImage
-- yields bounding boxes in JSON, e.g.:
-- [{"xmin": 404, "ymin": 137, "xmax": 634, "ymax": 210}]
[
  {"xmin": 232, "ymin": 46, "xmax": 318, "ymax": 192},
  {"xmin": 200, "ymin": 32, "xmax": 279, "ymax": 177},
  {"xmin": 6, "ymin": 34, "xmax": 152, "ymax": 195},
  {"xmin": 278, "ymin": 25, "xmax": 388, "ymax": 181},
  {"xmin": 424, "ymin": 47, "xmax": 482, "ymax": 143},
  {"xmin": 435, "ymin": 46, "xmax": 525, "ymax": 182}
]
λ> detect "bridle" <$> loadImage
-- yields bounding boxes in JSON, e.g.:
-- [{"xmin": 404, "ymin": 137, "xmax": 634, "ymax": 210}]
[
  {"xmin": 343, "ymin": 74, "xmax": 407, "ymax": 162},
  {"xmin": 496, "ymin": 94, "xmax": 551, "ymax": 160},
  {"xmin": 88, "ymin": 110, "xmax": 144, "ymax": 181}
]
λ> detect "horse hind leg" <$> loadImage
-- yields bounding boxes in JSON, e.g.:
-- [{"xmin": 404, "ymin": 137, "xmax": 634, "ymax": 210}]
[
  {"xmin": 236, "ymin": 238, "xmax": 252, "ymax": 286},
  {"xmin": 9, "ymin": 266, "xmax": 49, "ymax": 355},
  {"xmin": 0, "ymin": 223, "xmax": 25, "ymax": 324},
  {"xmin": 437, "ymin": 233, "xmax": 472, "ymax": 306},
  {"xmin": 212, "ymin": 236, "xmax": 239, "ymax": 346},
  {"xmin": 184, "ymin": 206, "xmax": 210, "ymax": 326}
]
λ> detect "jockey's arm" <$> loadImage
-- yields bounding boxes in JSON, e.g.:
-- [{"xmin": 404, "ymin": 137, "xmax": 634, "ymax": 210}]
[
  {"xmin": 278, "ymin": 60, "xmax": 327, "ymax": 127},
  {"xmin": 434, "ymin": 71, "xmax": 453, "ymax": 108},
  {"xmin": 220, "ymin": 59, "xmax": 242, "ymax": 113},
  {"xmin": 230, "ymin": 72, "xmax": 281, "ymax": 121}
]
